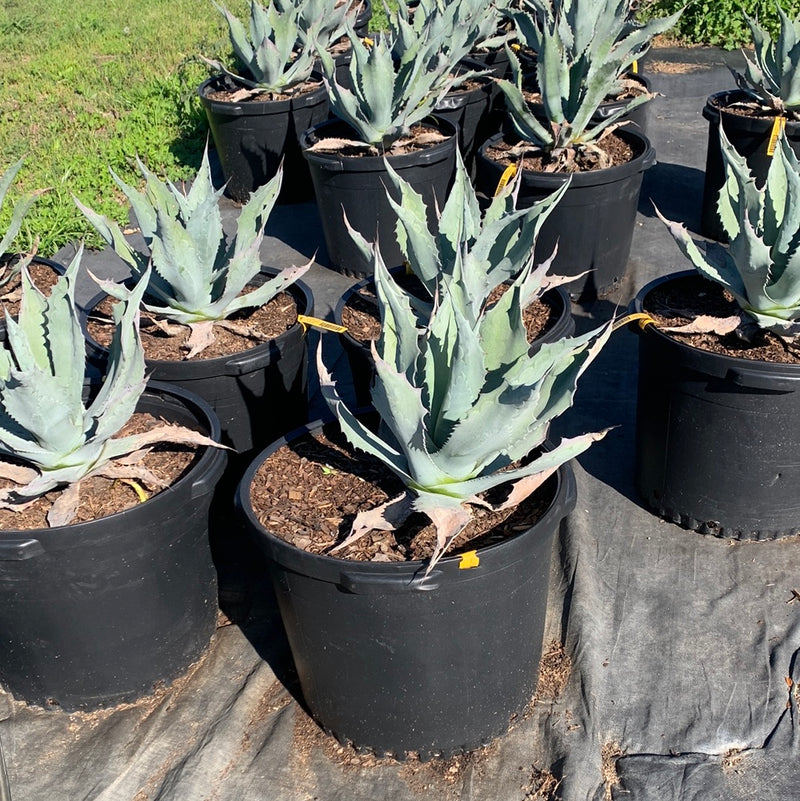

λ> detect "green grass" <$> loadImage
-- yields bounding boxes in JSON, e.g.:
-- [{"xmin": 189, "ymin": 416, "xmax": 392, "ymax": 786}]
[
  {"xmin": 0, "ymin": 0, "xmax": 391, "ymax": 257},
  {"xmin": 0, "ymin": 0, "xmax": 246, "ymax": 255}
]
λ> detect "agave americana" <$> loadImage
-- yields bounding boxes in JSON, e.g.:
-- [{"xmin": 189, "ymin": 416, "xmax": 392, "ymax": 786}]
[
  {"xmin": 76, "ymin": 149, "xmax": 310, "ymax": 358},
  {"xmin": 658, "ymin": 126, "xmax": 800, "ymax": 336},
  {"xmin": 0, "ymin": 251, "xmax": 221, "ymax": 527},
  {"xmin": 320, "ymin": 162, "xmax": 609, "ymax": 568}
]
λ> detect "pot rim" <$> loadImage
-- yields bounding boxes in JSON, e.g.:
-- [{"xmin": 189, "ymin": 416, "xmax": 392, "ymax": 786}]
[
  {"xmin": 197, "ymin": 73, "xmax": 328, "ymax": 116},
  {"xmin": 702, "ymin": 88, "xmax": 800, "ymax": 128},
  {"xmin": 236, "ymin": 414, "xmax": 577, "ymax": 582},
  {"xmin": 435, "ymin": 65, "xmax": 494, "ymax": 111},
  {"xmin": 478, "ymin": 126, "xmax": 655, "ymax": 188},
  {"xmin": 632, "ymin": 269, "xmax": 800, "ymax": 379},
  {"xmin": 301, "ymin": 115, "xmax": 459, "ymax": 172},
  {"xmin": 82, "ymin": 268, "xmax": 314, "ymax": 376}
]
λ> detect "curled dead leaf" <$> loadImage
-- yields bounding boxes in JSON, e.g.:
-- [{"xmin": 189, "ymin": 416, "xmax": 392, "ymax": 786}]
[
  {"xmin": 183, "ymin": 321, "xmax": 217, "ymax": 358},
  {"xmin": 329, "ymin": 493, "xmax": 414, "ymax": 554},
  {"xmin": 662, "ymin": 314, "xmax": 742, "ymax": 335}
]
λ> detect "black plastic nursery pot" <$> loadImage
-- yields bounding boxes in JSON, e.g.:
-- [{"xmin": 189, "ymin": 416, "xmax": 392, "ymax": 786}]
[
  {"xmin": 434, "ymin": 62, "xmax": 495, "ymax": 173},
  {"xmin": 236, "ymin": 418, "xmax": 577, "ymax": 758},
  {"xmin": 700, "ymin": 90, "xmax": 800, "ymax": 241},
  {"xmin": 469, "ymin": 45, "xmax": 511, "ymax": 79},
  {"xmin": 85, "ymin": 271, "xmax": 313, "ymax": 455},
  {"xmin": 198, "ymin": 75, "xmax": 329, "ymax": 204},
  {"xmin": 475, "ymin": 127, "xmax": 655, "ymax": 298},
  {"xmin": 301, "ymin": 116, "xmax": 458, "ymax": 277},
  {"xmin": 0, "ymin": 382, "xmax": 227, "ymax": 710},
  {"xmin": 633, "ymin": 271, "xmax": 800, "ymax": 539},
  {"xmin": 351, "ymin": 0, "xmax": 372, "ymax": 36},
  {"xmin": 592, "ymin": 71, "xmax": 652, "ymax": 135},
  {"xmin": 334, "ymin": 275, "xmax": 575, "ymax": 407},
  {"xmin": 469, "ymin": 46, "xmax": 512, "ymax": 140}
]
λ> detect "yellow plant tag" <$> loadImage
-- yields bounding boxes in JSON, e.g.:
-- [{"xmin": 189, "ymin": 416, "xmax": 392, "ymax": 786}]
[
  {"xmin": 767, "ymin": 116, "xmax": 787, "ymax": 156},
  {"xmin": 362, "ymin": 36, "xmax": 374, "ymax": 47},
  {"xmin": 459, "ymin": 550, "xmax": 480, "ymax": 570},
  {"xmin": 117, "ymin": 478, "xmax": 149, "ymax": 503},
  {"xmin": 510, "ymin": 43, "xmax": 521, "ymax": 52},
  {"xmin": 297, "ymin": 315, "xmax": 347, "ymax": 334},
  {"xmin": 631, "ymin": 60, "xmax": 639, "ymax": 74},
  {"xmin": 494, "ymin": 163, "xmax": 518, "ymax": 196},
  {"xmin": 611, "ymin": 312, "xmax": 656, "ymax": 332}
]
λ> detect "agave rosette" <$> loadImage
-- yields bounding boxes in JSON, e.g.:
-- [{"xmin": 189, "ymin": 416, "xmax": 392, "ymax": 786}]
[
  {"xmin": 0, "ymin": 251, "xmax": 221, "ymax": 526},
  {"xmin": 77, "ymin": 150, "xmax": 310, "ymax": 357},
  {"xmin": 658, "ymin": 127, "xmax": 800, "ymax": 335},
  {"xmin": 320, "ymin": 157, "xmax": 610, "ymax": 568},
  {"xmin": 497, "ymin": 0, "xmax": 681, "ymax": 166}
]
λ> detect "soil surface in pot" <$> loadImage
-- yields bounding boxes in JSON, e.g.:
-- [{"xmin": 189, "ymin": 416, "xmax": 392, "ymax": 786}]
[
  {"xmin": 0, "ymin": 412, "xmax": 204, "ymax": 530},
  {"xmin": 307, "ymin": 121, "xmax": 452, "ymax": 157},
  {"xmin": 644, "ymin": 274, "xmax": 800, "ymax": 364},
  {"xmin": 87, "ymin": 292, "xmax": 298, "ymax": 360},
  {"xmin": 710, "ymin": 93, "xmax": 797, "ymax": 121},
  {"xmin": 204, "ymin": 77, "xmax": 324, "ymax": 104},
  {"xmin": 0, "ymin": 257, "xmax": 61, "ymax": 314},
  {"xmin": 250, "ymin": 427, "xmax": 556, "ymax": 562},
  {"xmin": 486, "ymin": 132, "xmax": 636, "ymax": 173},
  {"xmin": 341, "ymin": 284, "xmax": 562, "ymax": 346}
]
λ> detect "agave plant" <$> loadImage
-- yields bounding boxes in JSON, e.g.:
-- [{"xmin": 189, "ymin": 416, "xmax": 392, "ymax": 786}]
[
  {"xmin": 0, "ymin": 251, "xmax": 220, "ymax": 527},
  {"xmin": 346, "ymin": 148, "xmax": 571, "ymax": 314},
  {"xmin": 497, "ymin": 0, "xmax": 681, "ymax": 168},
  {"xmin": 470, "ymin": 0, "xmax": 515, "ymax": 53},
  {"xmin": 0, "ymin": 158, "xmax": 43, "ymax": 290},
  {"xmin": 319, "ymin": 252, "xmax": 610, "ymax": 570},
  {"xmin": 206, "ymin": 0, "xmax": 343, "ymax": 95},
  {"xmin": 389, "ymin": 0, "xmax": 493, "ymax": 72},
  {"xmin": 273, "ymin": 0, "xmax": 355, "ymax": 44},
  {"xmin": 657, "ymin": 127, "xmax": 800, "ymax": 335},
  {"xmin": 320, "ymin": 173, "xmax": 610, "ymax": 568},
  {"xmin": 734, "ymin": 2, "xmax": 800, "ymax": 119},
  {"xmin": 76, "ymin": 149, "xmax": 310, "ymax": 358},
  {"xmin": 312, "ymin": 20, "xmax": 461, "ymax": 150}
]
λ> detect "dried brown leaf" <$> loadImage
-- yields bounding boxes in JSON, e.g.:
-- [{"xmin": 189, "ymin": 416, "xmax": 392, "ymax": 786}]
[
  {"xmin": 0, "ymin": 462, "xmax": 38, "ymax": 485},
  {"xmin": 46, "ymin": 481, "xmax": 81, "ymax": 528},
  {"xmin": 329, "ymin": 493, "xmax": 414, "ymax": 554},
  {"xmin": 183, "ymin": 321, "xmax": 217, "ymax": 358},
  {"xmin": 662, "ymin": 314, "xmax": 742, "ymax": 335}
]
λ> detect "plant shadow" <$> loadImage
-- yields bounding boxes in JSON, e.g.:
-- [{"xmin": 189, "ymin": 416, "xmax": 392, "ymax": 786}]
[
  {"xmin": 551, "ymin": 295, "xmax": 646, "ymax": 510},
  {"xmin": 638, "ymin": 160, "xmax": 706, "ymax": 231},
  {"xmin": 208, "ymin": 454, "xmax": 309, "ymax": 712}
]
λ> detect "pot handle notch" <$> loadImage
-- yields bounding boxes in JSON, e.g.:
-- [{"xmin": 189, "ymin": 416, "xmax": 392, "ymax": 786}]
[
  {"xmin": 725, "ymin": 367, "xmax": 799, "ymax": 392},
  {"xmin": 0, "ymin": 539, "xmax": 44, "ymax": 561},
  {"xmin": 339, "ymin": 569, "xmax": 443, "ymax": 595}
]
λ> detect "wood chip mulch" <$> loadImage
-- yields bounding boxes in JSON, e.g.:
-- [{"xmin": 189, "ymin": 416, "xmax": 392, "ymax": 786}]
[
  {"xmin": 644, "ymin": 274, "xmax": 800, "ymax": 364},
  {"xmin": 249, "ymin": 426, "xmax": 555, "ymax": 563},
  {"xmin": 86, "ymin": 292, "xmax": 298, "ymax": 361}
]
